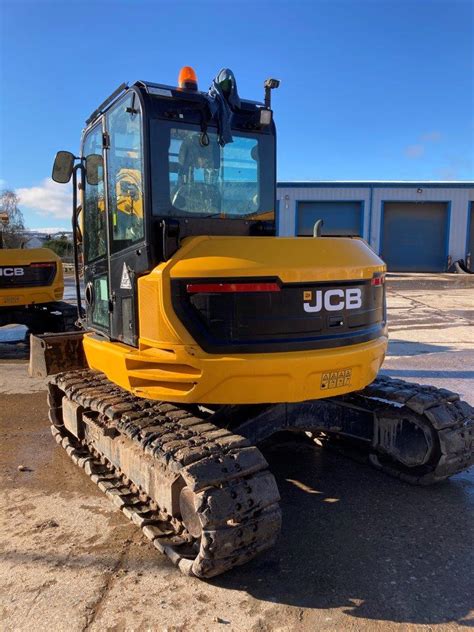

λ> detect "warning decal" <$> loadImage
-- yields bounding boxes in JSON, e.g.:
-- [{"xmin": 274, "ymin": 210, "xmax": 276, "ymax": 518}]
[
  {"xmin": 321, "ymin": 369, "xmax": 352, "ymax": 390},
  {"xmin": 120, "ymin": 263, "xmax": 132, "ymax": 290}
]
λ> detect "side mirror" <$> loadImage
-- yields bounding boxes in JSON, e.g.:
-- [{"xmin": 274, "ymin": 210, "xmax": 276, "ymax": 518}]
[
  {"xmin": 52, "ymin": 151, "xmax": 75, "ymax": 183},
  {"xmin": 85, "ymin": 154, "xmax": 103, "ymax": 186}
]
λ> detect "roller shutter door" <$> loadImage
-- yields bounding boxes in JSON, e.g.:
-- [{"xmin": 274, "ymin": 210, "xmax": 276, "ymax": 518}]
[
  {"xmin": 297, "ymin": 201, "xmax": 363, "ymax": 236},
  {"xmin": 381, "ymin": 202, "xmax": 448, "ymax": 272}
]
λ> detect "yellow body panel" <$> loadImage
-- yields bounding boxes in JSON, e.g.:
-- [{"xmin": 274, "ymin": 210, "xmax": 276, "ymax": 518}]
[
  {"xmin": 83, "ymin": 236, "xmax": 387, "ymax": 404},
  {"xmin": 83, "ymin": 334, "xmax": 386, "ymax": 404},
  {"xmin": 0, "ymin": 248, "xmax": 64, "ymax": 307}
]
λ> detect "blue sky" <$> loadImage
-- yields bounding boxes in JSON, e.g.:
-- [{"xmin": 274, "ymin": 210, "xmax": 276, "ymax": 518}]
[{"xmin": 0, "ymin": 0, "xmax": 473, "ymax": 230}]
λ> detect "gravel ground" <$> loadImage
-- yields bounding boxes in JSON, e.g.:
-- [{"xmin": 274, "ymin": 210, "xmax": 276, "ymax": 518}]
[{"xmin": 0, "ymin": 273, "xmax": 473, "ymax": 631}]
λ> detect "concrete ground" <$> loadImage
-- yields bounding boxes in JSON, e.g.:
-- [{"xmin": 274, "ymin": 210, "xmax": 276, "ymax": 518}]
[{"xmin": 0, "ymin": 274, "xmax": 473, "ymax": 631}]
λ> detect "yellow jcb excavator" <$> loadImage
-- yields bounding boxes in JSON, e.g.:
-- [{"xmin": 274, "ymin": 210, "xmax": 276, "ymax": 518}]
[
  {"xmin": 0, "ymin": 246, "xmax": 77, "ymax": 333},
  {"xmin": 30, "ymin": 66, "xmax": 473, "ymax": 578}
]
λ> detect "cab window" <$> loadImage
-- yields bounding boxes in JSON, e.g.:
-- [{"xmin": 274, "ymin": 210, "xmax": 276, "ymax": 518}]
[
  {"xmin": 106, "ymin": 94, "xmax": 145, "ymax": 252},
  {"xmin": 82, "ymin": 124, "xmax": 106, "ymax": 263},
  {"xmin": 92, "ymin": 274, "xmax": 109, "ymax": 327},
  {"xmin": 168, "ymin": 128, "xmax": 259, "ymax": 217}
]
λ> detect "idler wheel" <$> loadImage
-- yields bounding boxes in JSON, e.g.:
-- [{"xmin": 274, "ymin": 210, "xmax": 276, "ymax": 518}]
[{"xmin": 179, "ymin": 487, "xmax": 202, "ymax": 538}]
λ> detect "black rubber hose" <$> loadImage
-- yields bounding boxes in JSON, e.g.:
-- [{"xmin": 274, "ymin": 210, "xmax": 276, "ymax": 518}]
[{"xmin": 72, "ymin": 165, "xmax": 84, "ymax": 322}]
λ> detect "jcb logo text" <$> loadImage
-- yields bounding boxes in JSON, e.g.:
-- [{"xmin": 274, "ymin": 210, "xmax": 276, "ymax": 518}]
[
  {"xmin": 304, "ymin": 288, "xmax": 362, "ymax": 313},
  {"xmin": 0, "ymin": 267, "xmax": 24, "ymax": 277}
]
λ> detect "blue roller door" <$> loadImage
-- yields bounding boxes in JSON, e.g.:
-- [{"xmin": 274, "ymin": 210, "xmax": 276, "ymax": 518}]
[
  {"xmin": 297, "ymin": 201, "xmax": 363, "ymax": 236},
  {"xmin": 381, "ymin": 202, "xmax": 448, "ymax": 272}
]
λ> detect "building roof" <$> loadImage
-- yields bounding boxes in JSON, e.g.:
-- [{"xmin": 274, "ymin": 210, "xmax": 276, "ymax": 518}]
[{"xmin": 278, "ymin": 181, "xmax": 474, "ymax": 188}]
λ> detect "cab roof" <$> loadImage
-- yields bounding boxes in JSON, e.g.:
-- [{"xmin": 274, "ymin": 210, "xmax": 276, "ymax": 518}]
[{"xmin": 86, "ymin": 80, "xmax": 264, "ymax": 126}]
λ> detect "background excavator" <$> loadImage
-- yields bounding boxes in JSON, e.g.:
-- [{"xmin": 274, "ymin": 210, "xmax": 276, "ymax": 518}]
[
  {"xmin": 0, "ymin": 244, "xmax": 77, "ymax": 334},
  {"xmin": 30, "ymin": 66, "xmax": 473, "ymax": 578}
]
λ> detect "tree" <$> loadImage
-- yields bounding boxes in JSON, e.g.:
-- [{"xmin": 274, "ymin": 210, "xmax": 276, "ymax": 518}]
[
  {"xmin": 43, "ymin": 235, "xmax": 73, "ymax": 258},
  {"xmin": 0, "ymin": 189, "xmax": 26, "ymax": 248}
]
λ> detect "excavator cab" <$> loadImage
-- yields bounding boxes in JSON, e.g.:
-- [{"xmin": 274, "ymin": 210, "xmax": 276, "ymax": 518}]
[{"xmin": 53, "ymin": 69, "xmax": 278, "ymax": 348}]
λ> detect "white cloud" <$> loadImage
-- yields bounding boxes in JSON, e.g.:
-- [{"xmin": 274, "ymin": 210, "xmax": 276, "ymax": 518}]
[
  {"xmin": 0, "ymin": 178, "xmax": 7, "ymax": 189},
  {"xmin": 405, "ymin": 144, "xmax": 425, "ymax": 159},
  {"xmin": 420, "ymin": 131, "xmax": 442, "ymax": 143},
  {"xmin": 435, "ymin": 167, "xmax": 458, "ymax": 180},
  {"xmin": 404, "ymin": 131, "xmax": 443, "ymax": 161},
  {"xmin": 16, "ymin": 178, "xmax": 72, "ymax": 219}
]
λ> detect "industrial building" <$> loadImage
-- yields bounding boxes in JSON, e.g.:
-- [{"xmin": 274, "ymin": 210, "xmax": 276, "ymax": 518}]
[{"xmin": 277, "ymin": 182, "xmax": 474, "ymax": 272}]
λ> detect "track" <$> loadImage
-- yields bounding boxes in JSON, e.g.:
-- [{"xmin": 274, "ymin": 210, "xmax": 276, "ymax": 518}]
[
  {"xmin": 47, "ymin": 370, "xmax": 473, "ymax": 578},
  {"xmin": 0, "ymin": 301, "xmax": 78, "ymax": 334},
  {"xmin": 322, "ymin": 375, "xmax": 474, "ymax": 485},
  {"xmin": 48, "ymin": 370, "xmax": 281, "ymax": 578}
]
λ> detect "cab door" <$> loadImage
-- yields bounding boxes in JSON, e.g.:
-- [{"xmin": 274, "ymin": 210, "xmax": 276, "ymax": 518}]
[
  {"xmin": 105, "ymin": 92, "xmax": 147, "ymax": 346},
  {"xmin": 82, "ymin": 120, "xmax": 110, "ymax": 335}
]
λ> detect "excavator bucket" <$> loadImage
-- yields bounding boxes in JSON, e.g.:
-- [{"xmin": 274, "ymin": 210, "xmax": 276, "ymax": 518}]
[{"xmin": 29, "ymin": 331, "xmax": 86, "ymax": 378}]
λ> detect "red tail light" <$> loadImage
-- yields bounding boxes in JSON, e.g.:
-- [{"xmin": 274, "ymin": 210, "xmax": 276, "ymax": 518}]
[
  {"xmin": 186, "ymin": 282, "xmax": 281, "ymax": 294},
  {"xmin": 30, "ymin": 262, "xmax": 56, "ymax": 268},
  {"xmin": 371, "ymin": 274, "xmax": 385, "ymax": 286}
]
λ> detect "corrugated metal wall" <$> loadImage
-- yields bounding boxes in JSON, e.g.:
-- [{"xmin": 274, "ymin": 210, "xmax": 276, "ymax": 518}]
[
  {"xmin": 277, "ymin": 183, "xmax": 474, "ymax": 267},
  {"xmin": 278, "ymin": 186, "xmax": 371, "ymax": 240}
]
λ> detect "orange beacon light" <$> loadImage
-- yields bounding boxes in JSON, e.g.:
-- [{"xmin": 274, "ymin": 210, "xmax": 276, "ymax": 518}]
[{"xmin": 178, "ymin": 66, "xmax": 198, "ymax": 91}]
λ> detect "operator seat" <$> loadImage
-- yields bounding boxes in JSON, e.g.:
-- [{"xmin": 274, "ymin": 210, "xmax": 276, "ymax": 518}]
[{"xmin": 172, "ymin": 133, "xmax": 221, "ymax": 214}]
